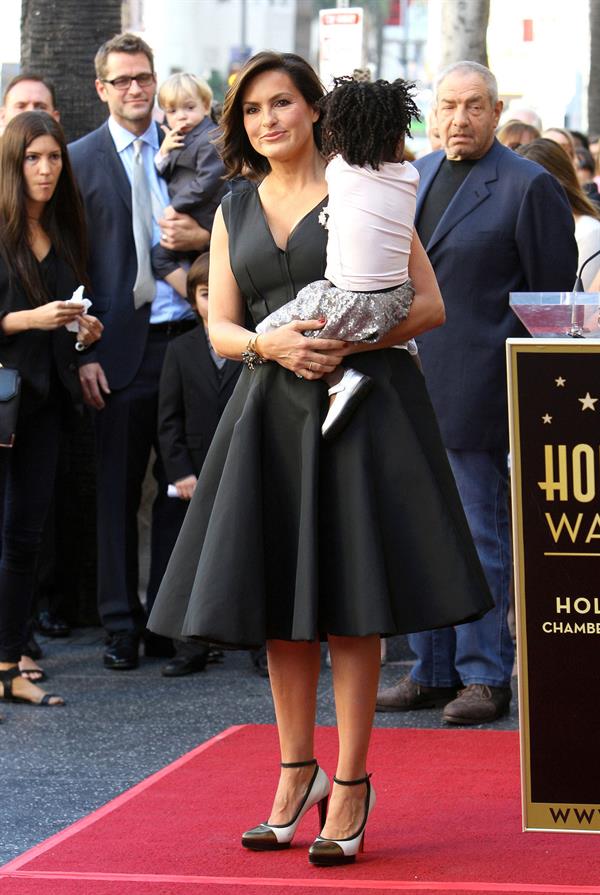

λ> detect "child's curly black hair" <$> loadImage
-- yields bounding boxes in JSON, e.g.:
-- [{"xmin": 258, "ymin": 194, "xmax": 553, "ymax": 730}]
[{"xmin": 319, "ymin": 75, "xmax": 421, "ymax": 169}]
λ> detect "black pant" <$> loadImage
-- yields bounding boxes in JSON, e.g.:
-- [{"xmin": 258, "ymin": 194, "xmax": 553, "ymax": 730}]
[
  {"xmin": 0, "ymin": 401, "xmax": 61, "ymax": 661},
  {"xmin": 94, "ymin": 330, "xmax": 187, "ymax": 635}
]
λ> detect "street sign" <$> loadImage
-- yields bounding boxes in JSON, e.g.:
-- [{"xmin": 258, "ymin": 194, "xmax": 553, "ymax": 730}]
[{"xmin": 318, "ymin": 7, "xmax": 364, "ymax": 88}]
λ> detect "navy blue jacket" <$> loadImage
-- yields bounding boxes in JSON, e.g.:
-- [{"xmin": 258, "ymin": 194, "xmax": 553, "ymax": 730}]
[
  {"xmin": 414, "ymin": 140, "xmax": 578, "ymax": 450},
  {"xmin": 68, "ymin": 122, "xmax": 161, "ymax": 390}
]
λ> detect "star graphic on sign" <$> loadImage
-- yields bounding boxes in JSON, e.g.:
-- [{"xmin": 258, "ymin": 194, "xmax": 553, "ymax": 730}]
[
  {"xmin": 555, "ymin": 376, "xmax": 566, "ymax": 387},
  {"xmin": 542, "ymin": 414, "xmax": 552, "ymax": 424},
  {"xmin": 578, "ymin": 392, "xmax": 599, "ymax": 411}
]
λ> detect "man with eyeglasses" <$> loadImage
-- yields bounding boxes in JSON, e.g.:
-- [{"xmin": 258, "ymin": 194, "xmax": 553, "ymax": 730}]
[{"xmin": 69, "ymin": 32, "xmax": 212, "ymax": 670}]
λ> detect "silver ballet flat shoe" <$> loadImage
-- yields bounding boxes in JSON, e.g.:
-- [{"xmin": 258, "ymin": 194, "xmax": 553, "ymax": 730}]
[
  {"xmin": 241, "ymin": 758, "xmax": 330, "ymax": 851},
  {"xmin": 308, "ymin": 773, "xmax": 376, "ymax": 866},
  {"xmin": 321, "ymin": 368, "xmax": 373, "ymax": 440}
]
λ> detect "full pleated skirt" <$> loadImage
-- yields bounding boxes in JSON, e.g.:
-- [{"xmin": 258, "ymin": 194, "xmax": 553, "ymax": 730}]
[{"xmin": 147, "ymin": 349, "xmax": 493, "ymax": 648}]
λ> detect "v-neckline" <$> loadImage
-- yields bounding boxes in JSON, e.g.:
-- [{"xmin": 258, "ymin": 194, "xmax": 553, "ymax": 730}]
[
  {"xmin": 255, "ymin": 189, "xmax": 327, "ymax": 254},
  {"xmin": 35, "ymin": 246, "xmax": 53, "ymax": 265}
]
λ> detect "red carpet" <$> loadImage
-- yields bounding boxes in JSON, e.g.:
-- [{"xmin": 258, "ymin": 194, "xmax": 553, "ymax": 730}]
[{"xmin": 1, "ymin": 724, "xmax": 599, "ymax": 895}]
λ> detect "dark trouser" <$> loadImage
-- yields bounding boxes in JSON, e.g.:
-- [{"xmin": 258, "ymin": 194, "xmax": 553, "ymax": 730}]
[
  {"xmin": 408, "ymin": 448, "xmax": 514, "ymax": 688},
  {"xmin": 94, "ymin": 330, "xmax": 188, "ymax": 636},
  {"xmin": 0, "ymin": 400, "xmax": 61, "ymax": 662}
]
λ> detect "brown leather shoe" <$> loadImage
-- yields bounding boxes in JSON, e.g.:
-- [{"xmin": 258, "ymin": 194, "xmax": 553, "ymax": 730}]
[
  {"xmin": 376, "ymin": 674, "xmax": 458, "ymax": 712},
  {"xmin": 442, "ymin": 684, "xmax": 511, "ymax": 725}
]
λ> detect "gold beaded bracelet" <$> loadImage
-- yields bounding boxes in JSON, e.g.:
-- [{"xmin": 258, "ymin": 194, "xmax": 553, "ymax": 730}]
[{"xmin": 241, "ymin": 334, "xmax": 266, "ymax": 371}]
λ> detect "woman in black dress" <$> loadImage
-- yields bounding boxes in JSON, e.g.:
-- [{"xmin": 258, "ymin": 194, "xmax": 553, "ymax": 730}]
[
  {"xmin": 148, "ymin": 52, "xmax": 492, "ymax": 865},
  {"xmin": 0, "ymin": 112, "xmax": 102, "ymax": 711}
]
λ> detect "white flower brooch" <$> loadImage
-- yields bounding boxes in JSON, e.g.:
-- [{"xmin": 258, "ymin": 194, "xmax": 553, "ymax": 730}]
[{"xmin": 318, "ymin": 207, "xmax": 329, "ymax": 229}]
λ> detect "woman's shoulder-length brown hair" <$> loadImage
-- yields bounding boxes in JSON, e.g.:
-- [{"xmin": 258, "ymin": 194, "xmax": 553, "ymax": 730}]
[
  {"xmin": 517, "ymin": 137, "xmax": 600, "ymax": 221},
  {"xmin": 218, "ymin": 51, "xmax": 325, "ymax": 180},
  {"xmin": 0, "ymin": 111, "xmax": 89, "ymax": 304}
]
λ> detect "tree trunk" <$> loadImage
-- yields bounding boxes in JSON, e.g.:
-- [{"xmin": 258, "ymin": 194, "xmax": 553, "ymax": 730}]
[
  {"xmin": 440, "ymin": 0, "xmax": 490, "ymax": 68},
  {"xmin": 589, "ymin": 0, "xmax": 600, "ymax": 135},
  {"xmin": 20, "ymin": 0, "xmax": 122, "ymax": 142}
]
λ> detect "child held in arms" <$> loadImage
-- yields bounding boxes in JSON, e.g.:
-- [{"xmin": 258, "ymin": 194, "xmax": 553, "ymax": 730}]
[
  {"xmin": 152, "ymin": 73, "xmax": 227, "ymax": 298},
  {"xmin": 256, "ymin": 75, "xmax": 421, "ymax": 439}
]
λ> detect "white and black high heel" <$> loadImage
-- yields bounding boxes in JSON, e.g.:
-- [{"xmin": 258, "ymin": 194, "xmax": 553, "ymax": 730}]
[
  {"xmin": 308, "ymin": 773, "xmax": 375, "ymax": 866},
  {"xmin": 241, "ymin": 758, "xmax": 330, "ymax": 851}
]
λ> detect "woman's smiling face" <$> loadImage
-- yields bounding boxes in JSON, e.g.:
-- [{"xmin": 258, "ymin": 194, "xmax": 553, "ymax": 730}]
[{"xmin": 241, "ymin": 68, "xmax": 319, "ymax": 164}]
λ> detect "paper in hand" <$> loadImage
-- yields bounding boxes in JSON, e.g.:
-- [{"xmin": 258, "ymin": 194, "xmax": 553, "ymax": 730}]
[{"xmin": 65, "ymin": 285, "xmax": 92, "ymax": 332}]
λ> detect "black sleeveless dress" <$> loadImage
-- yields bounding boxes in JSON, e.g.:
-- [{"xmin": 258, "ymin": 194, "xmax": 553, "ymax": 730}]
[{"xmin": 147, "ymin": 185, "xmax": 493, "ymax": 648}]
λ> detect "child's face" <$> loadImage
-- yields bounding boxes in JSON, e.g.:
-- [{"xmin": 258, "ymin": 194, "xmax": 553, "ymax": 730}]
[
  {"xmin": 194, "ymin": 284, "xmax": 209, "ymax": 323},
  {"xmin": 164, "ymin": 94, "xmax": 209, "ymax": 134}
]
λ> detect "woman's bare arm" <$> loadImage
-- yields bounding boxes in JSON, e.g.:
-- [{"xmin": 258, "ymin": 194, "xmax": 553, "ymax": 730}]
[
  {"xmin": 1, "ymin": 301, "xmax": 86, "ymax": 335},
  {"xmin": 208, "ymin": 208, "xmax": 346, "ymax": 379},
  {"xmin": 206, "ymin": 208, "xmax": 248, "ymax": 357}
]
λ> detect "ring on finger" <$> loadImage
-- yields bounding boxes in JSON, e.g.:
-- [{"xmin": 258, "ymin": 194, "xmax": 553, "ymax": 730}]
[{"xmin": 309, "ymin": 361, "xmax": 314, "ymax": 372}]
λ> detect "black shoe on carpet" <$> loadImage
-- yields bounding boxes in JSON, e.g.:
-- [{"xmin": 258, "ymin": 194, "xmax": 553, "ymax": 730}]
[
  {"xmin": 37, "ymin": 610, "xmax": 71, "ymax": 638},
  {"xmin": 161, "ymin": 653, "xmax": 208, "ymax": 677},
  {"xmin": 104, "ymin": 633, "xmax": 140, "ymax": 671}
]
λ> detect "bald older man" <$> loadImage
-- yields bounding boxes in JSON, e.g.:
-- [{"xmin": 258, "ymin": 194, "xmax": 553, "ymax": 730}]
[
  {"xmin": 0, "ymin": 74, "xmax": 60, "ymax": 131},
  {"xmin": 377, "ymin": 61, "xmax": 578, "ymax": 724}
]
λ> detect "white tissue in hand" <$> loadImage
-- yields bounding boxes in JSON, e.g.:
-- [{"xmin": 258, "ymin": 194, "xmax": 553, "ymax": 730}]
[{"xmin": 65, "ymin": 285, "xmax": 92, "ymax": 332}]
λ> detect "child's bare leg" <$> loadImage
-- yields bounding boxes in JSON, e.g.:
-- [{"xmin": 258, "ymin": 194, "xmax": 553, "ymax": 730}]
[{"xmin": 164, "ymin": 267, "xmax": 189, "ymax": 299}]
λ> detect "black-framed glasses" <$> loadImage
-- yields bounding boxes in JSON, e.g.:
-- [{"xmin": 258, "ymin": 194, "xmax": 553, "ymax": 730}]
[{"xmin": 101, "ymin": 73, "xmax": 156, "ymax": 91}]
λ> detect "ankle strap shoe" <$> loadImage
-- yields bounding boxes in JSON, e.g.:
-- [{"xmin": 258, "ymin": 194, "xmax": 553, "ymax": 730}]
[
  {"xmin": 241, "ymin": 759, "xmax": 330, "ymax": 851},
  {"xmin": 308, "ymin": 773, "xmax": 375, "ymax": 866}
]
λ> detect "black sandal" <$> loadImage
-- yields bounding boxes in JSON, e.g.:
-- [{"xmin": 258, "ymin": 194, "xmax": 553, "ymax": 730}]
[
  {"xmin": 0, "ymin": 666, "xmax": 64, "ymax": 706},
  {"xmin": 19, "ymin": 665, "xmax": 47, "ymax": 683}
]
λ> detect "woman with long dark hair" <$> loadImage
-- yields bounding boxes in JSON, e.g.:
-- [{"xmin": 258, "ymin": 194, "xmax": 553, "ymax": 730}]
[
  {"xmin": 0, "ymin": 111, "xmax": 102, "ymax": 710},
  {"xmin": 517, "ymin": 137, "xmax": 600, "ymax": 288},
  {"xmin": 148, "ymin": 52, "xmax": 492, "ymax": 865}
]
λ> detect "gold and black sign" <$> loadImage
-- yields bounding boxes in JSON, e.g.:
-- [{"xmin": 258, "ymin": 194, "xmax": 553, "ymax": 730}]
[{"xmin": 508, "ymin": 339, "xmax": 600, "ymax": 833}]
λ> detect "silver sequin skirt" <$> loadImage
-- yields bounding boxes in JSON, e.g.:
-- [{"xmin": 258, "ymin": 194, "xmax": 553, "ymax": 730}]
[{"xmin": 256, "ymin": 278, "xmax": 415, "ymax": 342}]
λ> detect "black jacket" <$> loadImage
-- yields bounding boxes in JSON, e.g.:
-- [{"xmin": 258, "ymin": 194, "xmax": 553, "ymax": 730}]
[
  {"xmin": 0, "ymin": 250, "xmax": 84, "ymax": 416},
  {"xmin": 158, "ymin": 324, "xmax": 241, "ymax": 482}
]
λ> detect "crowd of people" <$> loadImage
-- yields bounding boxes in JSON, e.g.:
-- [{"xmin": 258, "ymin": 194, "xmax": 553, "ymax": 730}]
[{"xmin": 0, "ymin": 30, "xmax": 594, "ymax": 865}]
